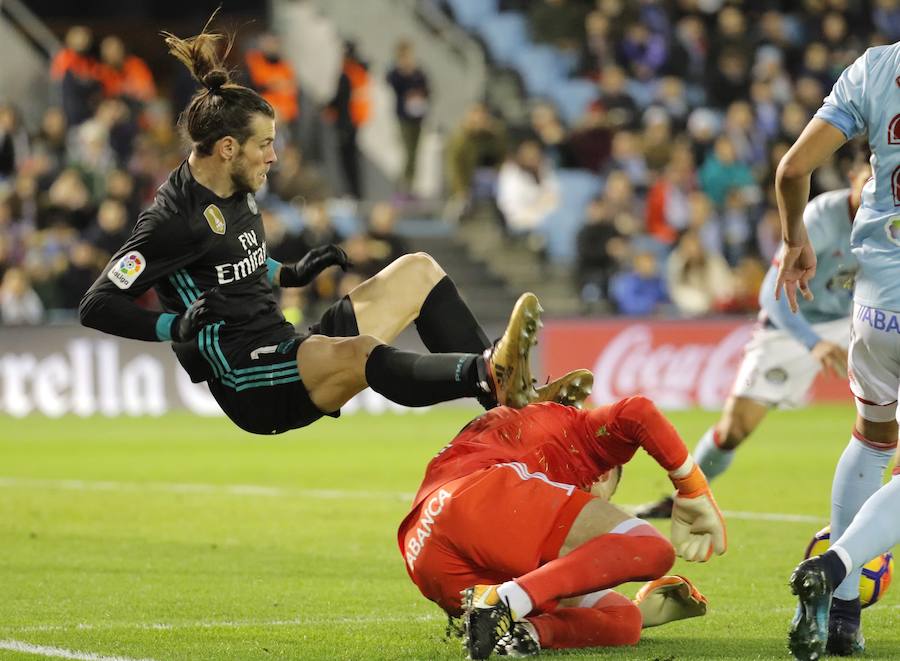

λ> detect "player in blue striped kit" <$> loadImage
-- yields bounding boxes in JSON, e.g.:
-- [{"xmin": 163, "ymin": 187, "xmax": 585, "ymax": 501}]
[
  {"xmin": 777, "ymin": 44, "xmax": 900, "ymax": 660},
  {"xmin": 637, "ymin": 164, "xmax": 867, "ymax": 521}
]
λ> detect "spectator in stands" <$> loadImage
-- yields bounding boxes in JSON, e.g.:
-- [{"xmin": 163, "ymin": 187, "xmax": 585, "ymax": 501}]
[
  {"xmin": 641, "ymin": 107, "xmax": 674, "ymax": 173},
  {"xmin": 526, "ymin": 103, "xmax": 567, "ymax": 167},
  {"xmin": 618, "ymin": 21, "xmax": 667, "ymax": 83},
  {"xmin": 873, "ymin": 0, "xmax": 900, "ymax": 41},
  {"xmin": 30, "ymin": 107, "xmax": 68, "ymax": 184},
  {"xmin": 528, "ymin": 0, "xmax": 587, "ymax": 53},
  {"xmin": 103, "ymin": 168, "xmax": 140, "ymax": 220},
  {"xmin": 99, "ymin": 35, "xmax": 157, "ymax": 111},
  {"xmin": 574, "ymin": 196, "xmax": 628, "ymax": 310},
  {"xmin": 445, "ymin": 102, "xmax": 507, "ymax": 216},
  {"xmin": 666, "ymin": 230, "xmax": 734, "ymax": 317},
  {"xmin": 365, "ymin": 202, "xmax": 410, "ymax": 274},
  {"xmin": 664, "ymin": 15, "xmax": 707, "ymax": 85},
  {"xmin": 326, "ymin": 41, "xmax": 371, "ymax": 200},
  {"xmin": 706, "ymin": 48, "xmax": 751, "ymax": 110},
  {"xmin": 0, "ymin": 104, "xmax": 30, "ymax": 183},
  {"xmin": 755, "ymin": 206, "xmax": 781, "ymax": 264},
  {"xmin": 345, "ymin": 202, "xmax": 411, "ymax": 279},
  {"xmin": 0, "ymin": 267, "xmax": 43, "ymax": 325},
  {"xmin": 58, "ymin": 241, "xmax": 99, "ymax": 310},
  {"xmin": 609, "ymin": 132, "xmax": 648, "ymax": 190},
  {"xmin": 654, "ymin": 77, "xmax": 689, "ymax": 131},
  {"xmin": 577, "ymin": 10, "xmax": 614, "ymax": 80},
  {"xmin": 41, "ymin": 168, "xmax": 94, "ymax": 231},
  {"xmin": 609, "ymin": 248, "xmax": 667, "ymax": 316},
  {"xmin": 698, "ymin": 136, "xmax": 755, "ymax": 208},
  {"xmin": 245, "ymin": 33, "xmax": 301, "ymax": 134},
  {"xmin": 645, "ymin": 142, "xmax": 695, "ymax": 245},
  {"xmin": 565, "ymin": 101, "xmax": 612, "ymax": 173},
  {"xmin": 597, "ymin": 65, "xmax": 639, "ymax": 130},
  {"xmin": 497, "ymin": 139, "xmax": 559, "ymax": 239},
  {"xmin": 386, "ymin": 39, "xmax": 430, "ymax": 192},
  {"xmin": 85, "ymin": 198, "xmax": 129, "ymax": 262},
  {"xmin": 50, "ymin": 25, "xmax": 103, "ymax": 127},
  {"xmin": 269, "ymin": 144, "xmax": 330, "ymax": 203}
]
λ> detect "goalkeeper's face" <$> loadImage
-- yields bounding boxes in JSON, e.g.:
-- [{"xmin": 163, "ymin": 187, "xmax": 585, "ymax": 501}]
[{"xmin": 230, "ymin": 113, "xmax": 277, "ymax": 193}]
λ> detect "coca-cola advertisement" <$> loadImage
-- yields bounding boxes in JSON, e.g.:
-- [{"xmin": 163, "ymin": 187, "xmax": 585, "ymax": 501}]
[{"xmin": 542, "ymin": 319, "xmax": 851, "ymax": 409}]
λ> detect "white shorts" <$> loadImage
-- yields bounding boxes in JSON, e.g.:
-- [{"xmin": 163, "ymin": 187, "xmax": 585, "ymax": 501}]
[
  {"xmin": 848, "ymin": 303, "xmax": 900, "ymax": 423},
  {"xmin": 732, "ymin": 317, "xmax": 850, "ymax": 408}
]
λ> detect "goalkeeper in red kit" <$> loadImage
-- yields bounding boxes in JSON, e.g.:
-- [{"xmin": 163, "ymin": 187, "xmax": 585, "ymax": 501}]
[{"xmin": 397, "ymin": 394, "xmax": 727, "ymax": 659}]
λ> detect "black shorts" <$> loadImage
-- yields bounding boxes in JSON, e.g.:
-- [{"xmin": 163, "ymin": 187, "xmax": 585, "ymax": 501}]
[{"xmin": 208, "ymin": 296, "xmax": 359, "ymax": 435}]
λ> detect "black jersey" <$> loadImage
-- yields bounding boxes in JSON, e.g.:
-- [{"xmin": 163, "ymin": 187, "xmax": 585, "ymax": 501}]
[{"xmin": 80, "ymin": 160, "xmax": 295, "ymax": 383}]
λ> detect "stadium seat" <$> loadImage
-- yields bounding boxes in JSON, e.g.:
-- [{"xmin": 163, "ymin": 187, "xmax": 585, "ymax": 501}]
[
  {"xmin": 546, "ymin": 78, "xmax": 600, "ymax": 126},
  {"xmin": 445, "ymin": 0, "xmax": 499, "ymax": 30},
  {"xmin": 476, "ymin": 13, "xmax": 528, "ymax": 67},
  {"xmin": 539, "ymin": 170, "xmax": 603, "ymax": 263},
  {"xmin": 512, "ymin": 45, "xmax": 566, "ymax": 97}
]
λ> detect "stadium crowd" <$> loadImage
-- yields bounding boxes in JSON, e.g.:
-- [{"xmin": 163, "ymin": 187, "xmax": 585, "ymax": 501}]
[
  {"xmin": 1, "ymin": 0, "xmax": 894, "ymax": 325},
  {"xmin": 440, "ymin": 0, "xmax": 890, "ymax": 313}
]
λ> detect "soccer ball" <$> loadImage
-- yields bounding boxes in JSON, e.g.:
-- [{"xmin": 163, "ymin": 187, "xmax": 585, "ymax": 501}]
[{"xmin": 804, "ymin": 525, "xmax": 894, "ymax": 608}]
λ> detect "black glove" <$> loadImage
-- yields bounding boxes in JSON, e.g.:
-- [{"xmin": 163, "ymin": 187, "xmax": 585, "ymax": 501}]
[
  {"xmin": 279, "ymin": 244, "xmax": 352, "ymax": 287},
  {"xmin": 171, "ymin": 287, "xmax": 227, "ymax": 343}
]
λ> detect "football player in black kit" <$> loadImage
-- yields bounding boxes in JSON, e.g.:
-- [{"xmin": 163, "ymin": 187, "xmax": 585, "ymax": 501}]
[{"xmin": 79, "ymin": 19, "xmax": 592, "ymax": 435}]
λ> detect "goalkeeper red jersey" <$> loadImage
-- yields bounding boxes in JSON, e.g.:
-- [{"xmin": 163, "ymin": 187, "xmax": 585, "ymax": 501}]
[{"xmin": 409, "ymin": 399, "xmax": 688, "ymax": 514}]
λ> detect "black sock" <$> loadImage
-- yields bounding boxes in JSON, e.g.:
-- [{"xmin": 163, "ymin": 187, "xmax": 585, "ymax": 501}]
[
  {"xmin": 830, "ymin": 596, "xmax": 861, "ymax": 623},
  {"xmin": 415, "ymin": 276, "xmax": 490, "ymax": 354},
  {"xmin": 820, "ymin": 550, "xmax": 849, "ymax": 588},
  {"xmin": 364, "ymin": 345, "xmax": 486, "ymax": 407}
]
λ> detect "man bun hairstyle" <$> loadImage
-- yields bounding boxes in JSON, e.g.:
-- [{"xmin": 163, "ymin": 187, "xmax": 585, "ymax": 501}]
[{"xmin": 161, "ymin": 10, "xmax": 274, "ymax": 155}]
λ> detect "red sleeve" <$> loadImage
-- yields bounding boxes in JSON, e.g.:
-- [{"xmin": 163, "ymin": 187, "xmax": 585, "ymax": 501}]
[{"xmin": 584, "ymin": 396, "xmax": 688, "ymax": 472}]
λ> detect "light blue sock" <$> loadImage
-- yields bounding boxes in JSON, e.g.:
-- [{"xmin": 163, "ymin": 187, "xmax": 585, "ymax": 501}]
[
  {"xmin": 694, "ymin": 427, "xmax": 734, "ymax": 483},
  {"xmin": 831, "ymin": 437, "xmax": 893, "ymax": 600},
  {"xmin": 832, "ymin": 474, "xmax": 900, "ymax": 585}
]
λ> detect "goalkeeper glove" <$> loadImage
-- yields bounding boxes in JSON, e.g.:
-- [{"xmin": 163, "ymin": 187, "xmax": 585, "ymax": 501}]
[
  {"xmin": 171, "ymin": 287, "xmax": 227, "ymax": 343},
  {"xmin": 279, "ymin": 244, "xmax": 352, "ymax": 287},
  {"xmin": 634, "ymin": 575, "xmax": 708, "ymax": 628},
  {"xmin": 669, "ymin": 457, "xmax": 727, "ymax": 562}
]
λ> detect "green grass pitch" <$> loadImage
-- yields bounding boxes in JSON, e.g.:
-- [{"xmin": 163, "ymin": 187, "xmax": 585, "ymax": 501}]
[{"xmin": 2, "ymin": 404, "xmax": 899, "ymax": 660}]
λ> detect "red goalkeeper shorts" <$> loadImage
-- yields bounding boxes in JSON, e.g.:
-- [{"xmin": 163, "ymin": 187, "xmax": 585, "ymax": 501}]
[{"xmin": 399, "ymin": 462, "xmax": 593, "ymax": 615}]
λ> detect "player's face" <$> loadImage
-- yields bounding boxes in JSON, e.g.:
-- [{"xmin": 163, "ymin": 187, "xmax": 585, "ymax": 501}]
[{"xmin": 231, "ymin": 113, "xmax": 277, "ymax": 193}]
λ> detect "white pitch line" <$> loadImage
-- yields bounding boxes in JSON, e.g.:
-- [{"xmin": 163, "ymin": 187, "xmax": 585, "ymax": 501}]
[
  {"xmin": 0, "ymin": 476, "xmax": 828, "ymax": 523},
  {"xmin": 0, "ymin": 639, "xmax": 157, "ymax": 661},
  {"xmin": 0, "ymin": 477, "xmax": 415, "ymax": 502},
  {"xmin": 3, "ymin": 614, "xmax": 442, "ymax": 635}
]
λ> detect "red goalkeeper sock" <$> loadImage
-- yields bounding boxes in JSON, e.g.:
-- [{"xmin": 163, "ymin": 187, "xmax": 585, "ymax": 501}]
[
  {"xmin": 515, "ymin": 523, "xmax": 674, "ymax": 609},
  {"xmin": 528, "ymin": 591, "xmax": 642, "ymax": 649}
]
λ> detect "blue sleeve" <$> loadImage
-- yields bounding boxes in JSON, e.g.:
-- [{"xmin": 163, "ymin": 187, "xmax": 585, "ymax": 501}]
[
  {"xmin": 758, "ymin": 267, "xmax": 822, "ymax": 350},
  {"xmin": 266, "ymin": 257, "xmax": 281, "ymax": 286},
  {"xmin": 154, "ymin": 312, "xmax": 177, "ymax": 342},
  {"xmin": 814, "ymin": 51, "xmax": 868, "ymax": 140}
]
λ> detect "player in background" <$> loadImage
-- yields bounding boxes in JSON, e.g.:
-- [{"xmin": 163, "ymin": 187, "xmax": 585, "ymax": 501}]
[
  {"xmin": 775, "ymin": 44, "xmax": 900, "ymax": 660},
  {"xmin": 398, "ymin": 393, "xmax": 727, "ymax": 659},
  {"xmin": 79, "ymin": 16, "xmax": 585, "ymax": 436},
  {"xmin": 636, "ymin": 163, "xmax": 869, "ymax": 520}
]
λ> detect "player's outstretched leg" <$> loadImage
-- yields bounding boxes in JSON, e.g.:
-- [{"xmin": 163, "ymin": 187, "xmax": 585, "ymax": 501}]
[
  {"xmin": 484, "ymin": 292, "xmax": 542, "ymax": 408},
  {"xmin": 788, "ymin": 556, "xmax": 835, "ymax": 661}
]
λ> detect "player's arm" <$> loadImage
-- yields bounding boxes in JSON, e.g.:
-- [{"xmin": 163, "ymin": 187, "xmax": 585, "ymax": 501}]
[
  {"xmin": 267, "ymin": 245, "xmax": 352, "ymax": 288},
  {"xmin": 79, "ymin": 209, "xmax": 222, "ymax": 342},
  {"xmin": 585, "ymin": 398, "xmax": 726, "ymax": 562},
  {"xmin": 776, "ymin": 48, "xmax": 868, "ymax": 312},
  {"xmin": 774, "ymin": 119, "xmax": 847, "ymax": 312}
]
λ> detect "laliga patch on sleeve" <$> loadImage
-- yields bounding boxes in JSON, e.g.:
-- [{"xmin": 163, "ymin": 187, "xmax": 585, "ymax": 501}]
[{"xmin": 107, "ymin": 250, "xmax": 147, "ymax": 289}]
